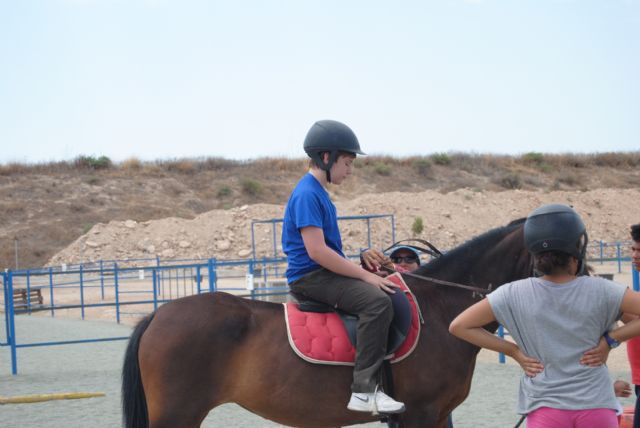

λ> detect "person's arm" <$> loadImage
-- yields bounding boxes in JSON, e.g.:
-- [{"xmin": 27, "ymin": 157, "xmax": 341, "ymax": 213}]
[
  {"xmin": 581, "ymin": 289, "xmax": 640, "ymax": 367},
  {"xmin": 606, "ymin": 289, "xmax": 640, "ymax": 342},
  {"xmin": 449, "ymin": 299, "xmax": 544, "ymax": 377},
  {"xmin": 300, "ymin": 226, "xmax": 399, "ymax": 293}
]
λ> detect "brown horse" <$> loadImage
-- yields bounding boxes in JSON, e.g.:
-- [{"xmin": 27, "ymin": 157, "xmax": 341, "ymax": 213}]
[{"xmin": 122, "ymin": 219, "xmax": 532, "ymax": 428}]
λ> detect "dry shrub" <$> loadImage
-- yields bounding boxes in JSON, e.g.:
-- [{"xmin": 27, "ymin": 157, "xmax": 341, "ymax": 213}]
[
  {"xmin": 163, "ymin": 159, "xmax": 197, "ymax": 174},
  {"xmin": 592, "ymin": 152, "xmax": 639, "ymax": 168},
  {"xmin": 121, "ymin": 157, "xmax": 142, "ymax": 171},
  {"xmin": 0, "ymin": 162, "xmax": 29, "ymax": 175},
  {"xmin": 202, "ymin": 157, "xmax": 241, "ymax": 171},
  {"xmin": 495, "ymin": 173, "xmax": 522, "ymax": 189},
  {"xmin": 557, "ymin": 171, "xmax": 580, "ymax": 186}
]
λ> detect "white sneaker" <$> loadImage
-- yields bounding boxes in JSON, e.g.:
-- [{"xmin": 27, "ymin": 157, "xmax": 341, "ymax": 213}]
[{"xmin": 347, "ymin": 390, "xmax": 405, "ymax": 414}]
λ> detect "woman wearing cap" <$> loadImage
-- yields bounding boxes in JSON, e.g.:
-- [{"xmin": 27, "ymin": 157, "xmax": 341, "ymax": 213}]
[
  {"xmin": 449, "ymin": 204, "xmax": 640, "ymax": 428},
  {"xmin": 282, "ymin": 120, "xmax": 404, "ymax": 414},
  {"xmin": 360, "ymin": 246, "xmax": 421, "ymax": 274}
]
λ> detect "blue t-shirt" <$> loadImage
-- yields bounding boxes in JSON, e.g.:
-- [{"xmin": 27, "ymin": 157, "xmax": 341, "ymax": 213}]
[{"xmin": 282, "ymin": 173, "xmax": 344, "ymax": 284}]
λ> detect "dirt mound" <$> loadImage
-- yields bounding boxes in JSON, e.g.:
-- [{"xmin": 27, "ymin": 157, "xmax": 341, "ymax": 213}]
[{"xmin": 48, "ymin": 188, "xmax": 640, "ymax": 266}]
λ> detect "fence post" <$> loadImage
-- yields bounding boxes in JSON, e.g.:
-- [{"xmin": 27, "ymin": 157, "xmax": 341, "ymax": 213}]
[
  {"xmin": 391, "ymin": 215, "xmax": 396, "ymax": 246},
  {"xmin": 80, "ymin": 265, "xmax": 85, "ymax": 320},
  {"xmin": 48, "ymin": 267, "xmax": 55, "ymax": 317},
  {"xmin": 152, "ymin": 269, "xmax": 159, "ymax": 311},
  {"xmin": 26, "ymin": 269, "xmax": 31, "ymax": 314},
  {"xmin": 7, "ymin": 271, "xmax": 18, "ymax": 374},
  {"xmin": 272, "ymin": 221, "xmax": 280, "ymax": 278},
  {"xmin": 114, "ymin": 263, "xmax": 121, "ymax": 324},
  {"xmin": 617, "ymin": 243, "xmax": 622, "ymax": 274},
  {"xmin": 196, "ymin": 265, "xmax": 202, "ymax": 294},
  {"xmin": 248, "ymin": 259, "xmax": 255, "ymax": 300},
  {"xmin": 100, "ymin": 260, "xmax": 105, "ymax": 300},
  {"xmin": 498, "ymin": 325, "xmax": 506, "ymax": 364},
  {"xmin": 208, "ymin": 258, "xmax": 216, "ymax": 293},
  {"xmin": 2, "ymin": 271, "xmax": 9, "ymax": 342},
  {"xmin": 600, "ymin": 241, "xmax": 604, "ymax": 265}
]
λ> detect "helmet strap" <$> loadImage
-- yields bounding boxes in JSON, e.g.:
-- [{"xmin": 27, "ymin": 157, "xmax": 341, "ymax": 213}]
[{"xmin": 317, "ymin": 150, "xmax": 339, "ymax": 183}]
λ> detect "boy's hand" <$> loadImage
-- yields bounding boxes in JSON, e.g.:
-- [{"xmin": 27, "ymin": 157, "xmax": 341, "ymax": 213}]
[
  {"xmin": 363, "ymin": 271, "xmax": 400, "ymax": 294},
  {"xmin": 360, "ymin": 249, "xmax": 392, "ymax": 272}
]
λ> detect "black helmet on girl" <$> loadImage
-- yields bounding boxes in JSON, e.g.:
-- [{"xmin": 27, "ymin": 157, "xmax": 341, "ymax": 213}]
[
  {"xmin": 524, "ymin": 204, "xmax": 588, "ymax": 262},
  {"xmin": 303, "ymin": 120, "xmax": 365, "ymax": 182}
]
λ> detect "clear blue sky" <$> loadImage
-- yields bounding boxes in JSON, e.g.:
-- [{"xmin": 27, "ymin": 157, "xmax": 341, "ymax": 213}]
[{"xmin": 1, "ymin": 0, "xmax": 638, "ymax": 164}]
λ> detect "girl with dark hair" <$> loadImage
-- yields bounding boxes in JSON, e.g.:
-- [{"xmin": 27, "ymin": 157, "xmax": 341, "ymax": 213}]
[{"xmin": 449, "ymin": 205, "xmax": 640, "ymax": 428}]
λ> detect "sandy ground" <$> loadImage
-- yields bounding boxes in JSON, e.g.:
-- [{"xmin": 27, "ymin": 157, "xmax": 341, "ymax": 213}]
[{"xmin": 1, "ymin": 262, "xmax": 638, "ymax": 427}]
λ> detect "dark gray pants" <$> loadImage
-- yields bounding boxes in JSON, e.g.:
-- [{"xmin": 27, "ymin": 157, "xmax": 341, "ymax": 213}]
[{"xmin": 290, "ymin": 268, "xmax": 393, "ymax": 393}]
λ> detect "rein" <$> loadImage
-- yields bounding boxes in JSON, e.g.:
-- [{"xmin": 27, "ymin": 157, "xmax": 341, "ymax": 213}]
[
  {"xmin": 383, "ymin": 267, "xmax": 492, "ymax": 296},
  {"xmin": 382, "ymin": 238, "xmax": 491, "ymax": 296}
]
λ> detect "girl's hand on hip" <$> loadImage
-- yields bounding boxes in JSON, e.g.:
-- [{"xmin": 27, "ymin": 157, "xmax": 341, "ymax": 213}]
[
  {"xmin": 580, "ymin": 337, "xmax": 610, "ymax": 367},
  {"xmin": 513, "ymin": 349, "xmax": 544, "ymax": 377}
]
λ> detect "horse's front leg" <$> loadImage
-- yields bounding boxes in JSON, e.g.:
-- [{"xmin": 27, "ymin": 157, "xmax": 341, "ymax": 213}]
[{"xmin": 401, "ymin": 405, "xmax": 449, "ymax": 428}]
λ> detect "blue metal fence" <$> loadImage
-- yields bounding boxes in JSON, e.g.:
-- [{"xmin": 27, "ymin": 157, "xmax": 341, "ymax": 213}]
[
  {"xmin": 2, "ymin": 236, "xmax": 637, "ymax": 374},
  {"xmin": 1, "ymin": 256, "xmax": 297, "ymax": 374}
]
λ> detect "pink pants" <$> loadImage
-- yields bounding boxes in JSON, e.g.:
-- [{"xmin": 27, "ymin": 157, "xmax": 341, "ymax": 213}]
[{"xmin": 527, "ymin": 407, "xmax": 618, "ymax": 428}]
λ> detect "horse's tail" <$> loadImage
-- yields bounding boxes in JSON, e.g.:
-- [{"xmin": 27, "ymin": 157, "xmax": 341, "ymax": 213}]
[{"xmin": 122, "ymin": 312, "xmax": 155, "ymax": 428}]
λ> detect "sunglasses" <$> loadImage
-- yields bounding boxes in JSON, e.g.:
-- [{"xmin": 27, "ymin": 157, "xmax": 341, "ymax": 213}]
[{"xmin": 391, "ymin": 256, "xmax": 418, "ymax": 264}]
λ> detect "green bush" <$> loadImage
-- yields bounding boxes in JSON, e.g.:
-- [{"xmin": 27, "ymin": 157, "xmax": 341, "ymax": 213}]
[
  {"xmin": 241, "ymin": 178, "xmax": 262, "ymax": 196},
  {"xmin": 373, "ymin": 162, "xmax": 391, "ymax": 176},
  {"xmin": 412, "ymin": 216, "xmax": 424, "ymax": 236},
  {"xmin": 217, "ymin": 185, "xmax": 232, "ymax": 198},
  {"xmin": 522, "ymin": 152, "xmax": 544, "ymax": 165},
  {"xmin": 74, "ymin": 155, "xmax": 112, "ymax": 169},
  {"xmin": 431, "ymin": 153, "xmax": 451, "ymax": 166},
  {"xmin": 412, "ymin": 158, "xmax": 432, "ymax": 176}
]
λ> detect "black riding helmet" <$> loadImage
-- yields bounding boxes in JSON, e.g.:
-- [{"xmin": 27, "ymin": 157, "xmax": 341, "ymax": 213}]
[
  {"xmin": 524, "ymin": 203, "xmax": 589, "ymax": 273},
  {"xmin": 303, "ymin": 120, "xmax": 365, "ymax": 183}
]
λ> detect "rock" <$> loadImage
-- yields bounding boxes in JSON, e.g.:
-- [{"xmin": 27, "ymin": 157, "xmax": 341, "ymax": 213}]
[
  {"xmin": 161, "ymin": 249, "xmax": 175, "ymax": 258},
  {"xmin": 239, "ymin": 205, "xmax": 248, "ymax": 211},
  {"xmin": 124, "ymin": 220, "xmax": 137, "ymax": 229},
  {"xmin": 179, "ymin": 241, "xmax": 191, "ymax": 248},
  {"xmin": 237, "ymin": 249, "xmax": 252, "ymax": 258},
  {"xmin": 216, "ymin": 240, "xmax": 231, "ymax": 251},
  {"xmin": 86, "ymin": 240, "xmax": 100, "ymax": 248},
  {"xmin": 146, "ymin": 245, "xmax": 156, "ymax": 254}
]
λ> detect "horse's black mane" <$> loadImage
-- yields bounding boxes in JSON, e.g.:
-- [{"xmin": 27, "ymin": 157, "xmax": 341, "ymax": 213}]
[{"xmin": 415, "ymin": 217, "xmax": 525, "ymax": 275}]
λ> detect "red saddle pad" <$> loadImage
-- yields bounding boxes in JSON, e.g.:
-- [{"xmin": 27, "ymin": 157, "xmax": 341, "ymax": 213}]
[{"xmin": 283, "ymin": 273, "xmax": 422, "ymax": 365}]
